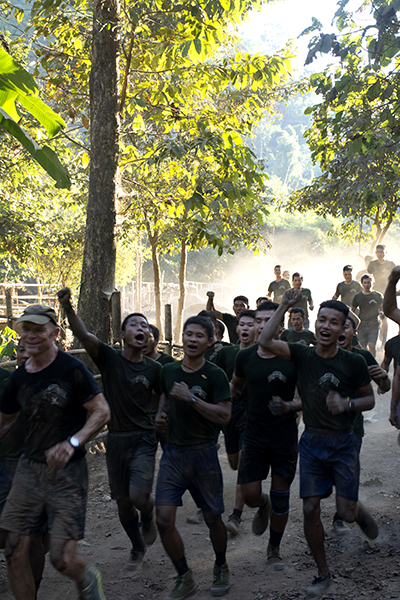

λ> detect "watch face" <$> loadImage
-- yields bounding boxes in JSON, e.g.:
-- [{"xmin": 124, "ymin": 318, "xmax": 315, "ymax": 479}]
[{"xmin": 70, "ymin": 436, "xmax": 79, "ymax": 448}]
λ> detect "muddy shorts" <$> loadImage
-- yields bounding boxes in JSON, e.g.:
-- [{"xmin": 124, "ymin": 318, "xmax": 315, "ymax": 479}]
[
  {"xmin": 223, "ymin": 401, "xmax": 247, "ymax": 455},
  {"xmin": 0, "ymin": 456, "xmax": 88, "ymax": 539},
  {"xmin": 0, "ymin": 457, "xmax": 18, "ymax": 515},
  {"xmin": 299, "ymin": 427, "xmax": 359, "ymax": 501},
  {"xmin": 106, "ymin": 430, "xmax": 157, "ymax": 500},
  {"xmin": 238, "ymin": 419, "xmax": 298, "ymax": 485},
  {"xmin": 155, "ymin": 442, "xmax": 224, "ymax": 515},
  {"xmin": 358, "ymin": 320, "xmax": 379, "ymax": 347}
]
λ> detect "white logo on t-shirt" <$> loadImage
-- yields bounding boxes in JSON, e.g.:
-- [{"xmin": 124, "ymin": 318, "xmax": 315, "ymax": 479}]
[
  {"xmin": 130, "ymin": 375, "xmax": 150, "ymax": 388},
  {"xmin": 267, "ymin": 371, "xmax": 287, "ymax": 383},
  {"xmin": 319, "ymin": 373, "xmax": 340, "ymax": 388}
]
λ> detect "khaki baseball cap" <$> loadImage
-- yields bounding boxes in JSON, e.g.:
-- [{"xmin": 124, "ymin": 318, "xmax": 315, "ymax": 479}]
[{"xmin": 16, "ymin": 304, "xmax": 58, "ymax": 326}]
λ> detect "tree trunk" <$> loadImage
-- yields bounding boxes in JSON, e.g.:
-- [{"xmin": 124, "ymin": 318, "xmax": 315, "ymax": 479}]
[
  {"xmin": 77, "ymin": 0, "xmax": 120, "ymax": 341},
  {"xmin": 135, "ymin": 230, "xmax": 142, "ymax": 311},
  {"xmin": 174, "ymin": 236, "xmax": 187, "ymax": 343},
  {"xmin": 146, "ymin": 226, "xmax": 164, "ymax": 339}
]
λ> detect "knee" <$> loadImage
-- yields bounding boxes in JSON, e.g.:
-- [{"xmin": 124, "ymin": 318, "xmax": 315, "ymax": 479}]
[
  {"xmin": 5, "ymin": 533, "xmax": 24, "ymax": 565},
  {"xmin": 156, "ymin": 509, "xmax": 173, "ymax": 535},
  {"xmin": 203, "ymin": 512, "xmax": 222, "ymax": 530},
  {"xmin": 242, "ymin": 491, "xmax": 259, "ymax": 508},
  {"xmin": 130, "ymin": 488, "xmax": 151, "ymax": 511},
  {"xmin": 303, "ymin": 498, "xmax": 319, "ymax": 521},
  {"xmin": 270, "ymin": 489, "xmax": 290, "ymax": 515}
]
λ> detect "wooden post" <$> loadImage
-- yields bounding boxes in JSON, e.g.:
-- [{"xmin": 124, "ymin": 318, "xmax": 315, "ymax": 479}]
[
  {"xmin": 164, "ymin": 303, "xmax": 172, "ymax": 355},
  {"xmin": 59, "ymin": 306, "xmax": 67, "ymax": 350},
  {"xmin": 111, "ymin": 290, "xmax": 121, "ymax": 345},
  {"xmin": 5, "ymin": 288, "xmax": 13, "ymax": 329}
]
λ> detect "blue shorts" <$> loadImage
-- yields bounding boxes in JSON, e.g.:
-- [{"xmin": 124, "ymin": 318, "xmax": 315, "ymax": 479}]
[
  {"xmin": 299, "ymin": 427, "xmax": 360, "ymax": 501},
  {"xmin": 155, "ymin": 443, "xmax": 224, "ymax": 515}
]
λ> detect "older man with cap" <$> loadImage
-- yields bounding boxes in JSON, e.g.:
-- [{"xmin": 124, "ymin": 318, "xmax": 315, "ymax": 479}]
[{"xmin": 0, "ymin": 304, "xmax": 110, "ymax": 600}]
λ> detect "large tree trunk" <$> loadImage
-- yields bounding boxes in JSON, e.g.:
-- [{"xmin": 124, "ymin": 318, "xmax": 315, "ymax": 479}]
[
  {"xmin": 77, "ymin": 0, "xmax": 120, "ymax": 341},
  {"xmin": 146, "ymin": 225, "xmax": 164, "ymax": 339},
  {"xmin": 174, "ymin": 237, "xmax": 187, "ymax": 343}
]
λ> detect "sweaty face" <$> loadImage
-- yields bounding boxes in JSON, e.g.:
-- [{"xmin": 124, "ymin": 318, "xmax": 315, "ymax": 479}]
[
  {"xmin": 233, "ymin": 300, "xmax": 248, "ymax": 317},
  {"xmin": 255, "ymin": 310, "xmax": 282, "ymax": 341},
  {"xmin": 292, "ymin": 276, "xmax": 302, "ymax": 290},
  {"xmin": 19, "ymin": 321, "xmax": 58, "ymax": 356},
  {"xmin": 121, "ymin": 316, "xmax": 149, "ymax": 349},
  {"xmin": 237, "ymin": 317, "xmax": 255, "ymax": 344},
  {"xmin": 315, "ymin": 308, "xmax": 345, "ymax": 347},
  {"xmin": 362, "ymin": 277, "xmax": 372, "ymax": 292},
  {"xmin": 143, "ymin": 331, "xmax": 157, "ymax": 355},
  {"xmin": 274, "ymin": 266, "xmax": 281, "ymax": 277},
  {"xmin": 343, "ymin": 270, "xmax": 352, "ymax": 283},
  {"xmin": 291, "ymin": 313, "xmax": 304, "ymax": 332},
  {"xmin": 337, "ymin": 318, "xmax": 355, "ymax": 349},
  {"xmin": 182, "ymin": 323, "xmax": 211, "ymax": 358}
]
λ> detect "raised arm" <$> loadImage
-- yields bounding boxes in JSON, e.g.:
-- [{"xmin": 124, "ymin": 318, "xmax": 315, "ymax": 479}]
[
  {"xmin": 383, "ymin": 266, "xmax": 400, "ymax": 325},
  {"xmin": 206, "ymin": 291, "xmax": 223, "ymax": 321},
  {"xmin": 257, "ymin": 289, "xmax": 303, "ymax": 360},
  {"xmin": 58, "ymin": 287, "xmax": 100, "ymax": 358}
]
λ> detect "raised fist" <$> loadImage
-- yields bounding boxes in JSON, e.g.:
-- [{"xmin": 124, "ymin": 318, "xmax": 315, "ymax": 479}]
[
  {"xmin": 207, "ymin": 291, "xmax": 215, "ymax": 298},
  {"xmin": 57, "ymin": 287, "xmax": 72, "ymax": 308}
]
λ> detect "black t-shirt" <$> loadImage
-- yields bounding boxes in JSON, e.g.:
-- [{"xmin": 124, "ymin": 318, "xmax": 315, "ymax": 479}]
[
  {"xmin": 0, "ymin": 351, "xmax": 101, "ymax": 463},
  {"xmin": 215, "ymin": 344, "xmax": 247, "ymax": 407},
  {"xmin": 222, "ymin": 313, "xmax": 239, "ymax": 344},
  {"xmin": 0, "ymin": 368, "xmax": 26, "ymax": 459},
  {"xmin": 384, "ymin": 335, "xmax": 400, "ymax": 370},
  {"xmin": 352, "ymin": 291, "xmax": 383, "ymax": 322},
  {"xmin": 204, "ymin": 340, "xmax": 231, "ymax": 363},
  {"xmin": 280, "ymin": 328, "xmax": 317, "ymax": 346},
  {"xmin": 368, "ymin": 259, "xmax": 396, "ymax": 293},
  {"xmin": 161, "ymin": 360, "xmax": 231, "ymax": 445},
  {"xmin": 288, "ymin": 344, "xmax": 371, "ymax": 430},
  {"xmin": 334, "ymin": 280, "xmax": 362, "ymax": 306},
  {"xmin": 268, "ymin": 279, "xmax": 291, "ymax": 303},
  {"xmin": 234, "ymin": 344, "xmax": 297, "ymax": 426},
  {"xmin": 157, "ymin": 353, "xmax": 176, "ymax": 366},
  {"xmin": 93, "ymin": 342, "xmax": 162, "ymax": 432}
]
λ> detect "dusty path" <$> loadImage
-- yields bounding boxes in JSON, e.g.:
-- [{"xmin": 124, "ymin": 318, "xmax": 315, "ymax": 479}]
[{"xmin": 1, "ymin": 355, "xmax": 400, "ymax": 600}]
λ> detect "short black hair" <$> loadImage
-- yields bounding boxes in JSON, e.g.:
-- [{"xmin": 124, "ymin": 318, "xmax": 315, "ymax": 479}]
[
  {"xmin": 274, "ymin": 264, "xmax": 281, "ymax": 269},
  {"xmin": 291, "ymin": 307, "xmax": 305, "ymax": 318},
  {"xmin": 256, "ymin": 301, "xmax": 279, "ymax": 313},
  {"xmin": 292, "ymin": 272, "xmax": 303, "ymax": 280},
  {"xmin": 256, "ymin": 296, "xmax": 269, "ymax": 305},
  {"xmin": 216, "ymin": 320, "xmax": 225, "ymax": 337},
  {"xmin": 318, "ymin": 300, "xmax": 349, "ymax": 324},
  {"xmin": 376, "ymin": 244, "xmax": 386, "ymax": 250},
  {"xmin": 233, "ymin": 295, "xmax": 249, "ymax": 305},
  {"xmin": 347, "ymin": 316, "xmax": 357, "ymax": 330},
  {"xmin": 198, "ymin": 309, "xmax": 217, "ymax": 325},
  {"xmin": 238, "ymin": 309, "xmax": 256, "ymax": 321},
  {"xmin": 343, "ymin": 265, "xmax": 353, "ymax": 272},
  {"xmin": 183, "ymin": 316, "xmax": 214, "ymax": 339},
  {"xmin": 361, "ymin": 274, "xmax": 373, "ymax": 282},
  {"xmin": 121, "ymin": 313, "xmax": 148, "ymax": 331},
  {"xmin": 149, "ymin": 324, "xmax": 160, "ymax": 342}
]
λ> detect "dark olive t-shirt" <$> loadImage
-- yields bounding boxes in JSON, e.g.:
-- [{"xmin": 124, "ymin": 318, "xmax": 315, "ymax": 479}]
[
  {"xmin": 280, "ymin": 328, "xmax": 317, "ymax": 346},
  {"xmin": 161, "ymin": 360, "xmax": 231, "ymax": 446},
  {"xmin": 290, "ymin": 288, "xmax": 312, "ymax": 318},
  {"xmin": 268, "ymin": 279, "xmax": 291, "ymax": 303},
  {"xmin": 352, "ymin": 291, "xmax": 383, "ymax": 322},
  {"xmin": 384, "ymin": 335, "xmax": 400, "ymax": 370},
  {"xmin": 234, "ymin": 344, "xmax": 297, "ymax": 426},
  {"xmin": 215, "ymin": 344, "xmax": 247, "ymax": 407},
  {"xmin": 157, "ymin": 353, "xmax": 176, "ymax": 366},
  {"xmin": 222, "ymin": 313, "xmax": 239, "ymax": 344},
  {"xmin": 368, "ymin": 259, "xmax": 396, "ymax": 293},
  {"xmin": 288, "ymin": 344, "xmax": 371, "ymax": 430},
  {"xmin": 93, "ymin": 343, "xmax": 162, "ymax": 432},
  {"xmin": 0, "ymin": 351, "xmax": 101, "ymax": 463},
  {"xmin": 335, "ymin": 280, "xmax": 362, "ymax": 306}
]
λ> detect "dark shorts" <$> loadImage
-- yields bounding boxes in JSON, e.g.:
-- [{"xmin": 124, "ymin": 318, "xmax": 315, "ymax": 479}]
[
  {"xmin": 0, "ymin": 456, "xmax": 88, "ymax": 539},
  {"xmin": 155, "ymin": 442, "xmax": 224, "ymax": 515},
  {"xmin": 358, "ymin": 320, "xmax": 379, "ymax": 347},
  {"xmin": 223, "ymin": 402, "xmax": 247, "ymax": 455},
  {"xmin": 106, "ymin": 430, "xmax": 157, "ymax": 500},
  {"xmin": 238, "ymin": 419, "xmax": 298, "ymax": 485},
  {"xmin": 0, "ymin": 457, "xmax": 18, "ymax": 515},
  {"xmin": 299, "ymin": 427, "xmax": 359, "ymax": 501}
]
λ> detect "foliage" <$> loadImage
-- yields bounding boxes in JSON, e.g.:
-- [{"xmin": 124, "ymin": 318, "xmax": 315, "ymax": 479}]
[{"xmin": 0, "ymin": 325, "xmax": 18, "ymax": 359}]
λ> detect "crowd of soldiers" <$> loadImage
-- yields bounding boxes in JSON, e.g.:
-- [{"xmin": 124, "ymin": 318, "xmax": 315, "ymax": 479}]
[{"xmin": 0, "ymin": 242, "xmax": 399, "ymax": 600}]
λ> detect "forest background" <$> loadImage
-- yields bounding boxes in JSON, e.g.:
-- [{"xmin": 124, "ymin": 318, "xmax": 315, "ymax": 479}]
[{"xmin": 1, "ymin": 0, "xmax": 400, "ymax": 341}]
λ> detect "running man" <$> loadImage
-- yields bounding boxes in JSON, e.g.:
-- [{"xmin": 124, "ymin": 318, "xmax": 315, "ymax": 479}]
[
  {"xmin": 280, "ymin": 307, "xmax": 317, "ymax": 346},
  {"xmin": 332, "ymin": 265, "xmax": 362, "ymax": 307},
  {"xmin": 355, "ymin": 255, "xmax": 373, "ymax": 283},
  {"xmin": 215, "ymin": 309, "xmax": 256, "ymax": 535},
  {"xmin": 155, "ymin": 316, "xmax": 231, "ymax": 599},
  {"xmin": 0, "ymin": 304, "xmax": 110, "ymax": 600},
  {"xmin": 381, "ymin": 329, "xmax": 400, "ymax": 374},
  {"xmin": 368, "ymin": 245, "xmax": 396, "ymax": 346},
  {"xmin": 267, "ymin": 265, "xmax": 291, "ymax": 304},
  {"xmin": 258, "ymin": 290, "xmax": 378, "ymax": 597},
  {"xmin": 382, "ymin": 266, "xmax": 400, "ymax": 429},
  {"xmin": 288, "ymin": 272, "xmax": 314, "ymax": 329},
  {"xmin": 351, "ymin": 275, "xmax": 383, "ymax": 356},
  {"xmin": 231, "ymin": 301, "xmax": 301, "ymax": 570},
  {"xmin": 143, "ymin": 324, "xmax": 175, "ymax": 366},
  {"xmin": 58, "ymin": 288, "xmax": 162, "ymax": 571},
  {"xmin": 206, "ymin": 291, "xmax": 249, "ymax": 343}
]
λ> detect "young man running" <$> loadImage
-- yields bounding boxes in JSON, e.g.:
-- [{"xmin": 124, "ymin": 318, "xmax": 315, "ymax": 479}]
[
  {"xmin": 280, "ymin": 307, "xmax": 317, "ymax": 346},
  {"xmin": 368, "ymin": 245, "xmax": 396, "ymax": 346},
  {"xmin": 351, "ymin": 274, "xmax": 383, "ymax": 356},
  {"xmin": 267, "ymin": 265, "xmax": 291, "ymax": 304},
  {"xmin": 288, "ymin": 273, "xmax": 314, "ymax": 329},
  {"xmin": 143, "ymin": 324, "xmax": 175, "ymax": 366},
  {"xmin": 231, "ymin": 301, "xmax": 301, "ymax": 571},
  {"xmin": 332, "ymin": 265, "xmax": 362, "ymax": 307},
  {"xmin": 0, "ymin": 305, "xmax": 110, "ymax": 600},
  {"xmin": 381, "ymin": 329, "xmax": 400, "ymax": 374},
  {"xmin": 206, "ymin": 291, "xmax": 249, "ymax": 343},
  {"xmin": 155, "ymin": 316, "xmax": 231, "ymax": 599},
  {"xmin": 214, "ymin": 309, "xmax": 256, "ymax": 535},
  {"xmin": 258, "ymin": 290, "xmax": 378, "ymax": 597},
  {"xmin": 58, "ymin": 288, "xmax": 162, "ymax": 571}
]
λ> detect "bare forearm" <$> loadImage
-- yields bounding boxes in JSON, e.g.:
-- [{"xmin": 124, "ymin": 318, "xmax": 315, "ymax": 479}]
[
  {"xmin": 193, "ymin": 399, "xmax": 231, "ymax": 425},
  {"xmin": 76, "ymin": 401, "xmax": 110, "ymax": 446},
  {"xmin": 352, "ymin": 393, "xmax": 375, "ymax": 412},
  {"xmin": 64, "ymin": 305, "xmax": 99, "ymax": 357}
]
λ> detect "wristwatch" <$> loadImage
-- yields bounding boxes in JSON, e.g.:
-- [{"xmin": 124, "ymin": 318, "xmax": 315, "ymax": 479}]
[
  {"xmin": 190, "ymin": 396, "xmax": 197, "ymax": 405},
  {"xmin": 68, "ymin": 436, "xmax": 80, "ymax": 448}
]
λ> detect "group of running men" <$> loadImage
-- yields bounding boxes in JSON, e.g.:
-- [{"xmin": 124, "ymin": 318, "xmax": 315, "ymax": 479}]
[{"xmin": 0, "ymin": 244, "xmax": 399, "ymax": 600}]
